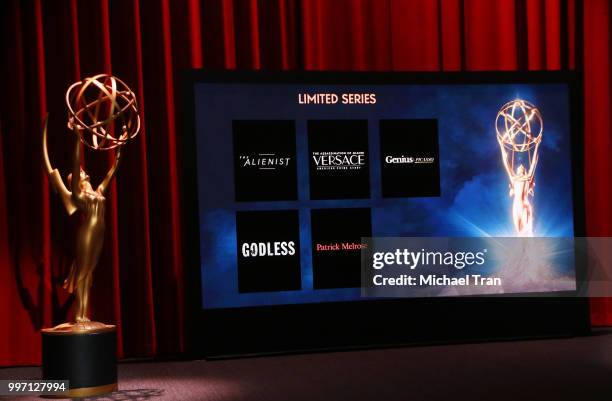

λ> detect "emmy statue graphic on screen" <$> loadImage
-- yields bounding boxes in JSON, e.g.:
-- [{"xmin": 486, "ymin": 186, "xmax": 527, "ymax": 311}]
[
  {"xmin": 496, "ymin": 99, "xmax": 543, "ymax": 237},
  {"xmin": 40, "ymin": 74, "xmax": 140, "ymax": 397}
]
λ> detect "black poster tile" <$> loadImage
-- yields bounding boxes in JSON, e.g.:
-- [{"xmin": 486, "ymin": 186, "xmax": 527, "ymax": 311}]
[
  {"xmin": 308, "ymin": 120, "xmax": 370, "ymax": 200},
  {"xmin": 311, "ymin": 208, "xmax": 372, "ymax": 289},
  {"xmin": 379, "ymin": 119, "xmax": 441, "ymax": 198},
  {"xmin": 233, "ymin": 120, "xmax": 297, "ymax": 202},
  {"xmin": 236, "ymin": 210, "xmax": 301, "ymax": 293}
]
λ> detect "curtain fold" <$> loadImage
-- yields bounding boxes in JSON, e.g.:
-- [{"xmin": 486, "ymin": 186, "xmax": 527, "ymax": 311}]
[{"xmin": 0, "ymin": 0, "xmax": 610, "ymax": 366}]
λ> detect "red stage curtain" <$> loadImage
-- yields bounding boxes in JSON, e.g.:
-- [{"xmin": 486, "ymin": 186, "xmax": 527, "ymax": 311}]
[{"xmin": 0, "ymin": 0, "xmax": 610, "ymax": 366}]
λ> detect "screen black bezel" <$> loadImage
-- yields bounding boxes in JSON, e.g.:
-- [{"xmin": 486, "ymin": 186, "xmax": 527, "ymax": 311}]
[{"xmin": 179, "ymin": 70, "xmax": 590, "ymax": 359}]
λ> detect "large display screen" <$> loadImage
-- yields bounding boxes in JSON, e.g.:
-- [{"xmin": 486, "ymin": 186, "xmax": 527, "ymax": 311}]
[{"xmin": 193, "ymin": 79, "xmax": 576, "ymax": 310}]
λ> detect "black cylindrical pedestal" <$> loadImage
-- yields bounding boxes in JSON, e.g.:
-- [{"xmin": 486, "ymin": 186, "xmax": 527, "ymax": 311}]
[{"xmin": 42, "ymin": 326, "xmax": 117, "ymax": 398}]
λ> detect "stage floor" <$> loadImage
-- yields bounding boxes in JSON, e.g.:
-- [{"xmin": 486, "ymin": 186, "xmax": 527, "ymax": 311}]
[{"xmin": 1, "ymin": 329, "xmax": 612, "ymax": 400}]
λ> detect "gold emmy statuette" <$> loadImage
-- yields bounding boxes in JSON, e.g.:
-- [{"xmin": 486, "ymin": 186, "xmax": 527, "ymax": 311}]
[
  {"xmin": 41, "ymin": 74, "xmax": 140, "ymax": 398},
  {"xmin": 496, "ymin": 99, "xmax": 543, "ymax": 237}
]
